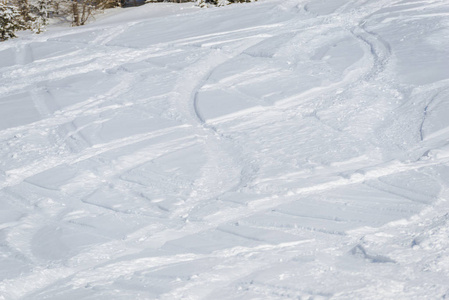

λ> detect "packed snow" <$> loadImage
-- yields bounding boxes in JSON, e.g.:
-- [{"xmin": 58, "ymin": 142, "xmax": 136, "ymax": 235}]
[{"xmin": 1, "ymin": 0, "xmax": 449, "ymax": 298}]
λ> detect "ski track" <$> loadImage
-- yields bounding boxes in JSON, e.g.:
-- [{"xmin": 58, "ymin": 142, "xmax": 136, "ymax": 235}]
[{"xmin": 1, "ymin": 0, "xmax": 449, "ymax": 299}]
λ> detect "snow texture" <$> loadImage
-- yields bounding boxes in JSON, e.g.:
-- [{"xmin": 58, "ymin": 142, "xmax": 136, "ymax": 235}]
[{"xmin": 1, "ymin": 0, "xmax": 449, "ymax": 299}]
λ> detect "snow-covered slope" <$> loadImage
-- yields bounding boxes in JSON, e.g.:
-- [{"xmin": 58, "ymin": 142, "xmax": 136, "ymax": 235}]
[{"xmin": 1, "ymin": 0, "xmax": 449, "ymax": 298}]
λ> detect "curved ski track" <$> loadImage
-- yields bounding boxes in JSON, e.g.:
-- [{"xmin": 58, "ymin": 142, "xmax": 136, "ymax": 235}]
[{"xmin": 1, "ymin": 0, "xmax": 449, "ymax": 299}]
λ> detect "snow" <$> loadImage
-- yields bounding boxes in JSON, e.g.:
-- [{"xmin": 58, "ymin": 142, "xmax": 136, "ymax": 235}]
[{"xmin": 1, "ymin": 0, "xmax": 449, "ymax": 298}]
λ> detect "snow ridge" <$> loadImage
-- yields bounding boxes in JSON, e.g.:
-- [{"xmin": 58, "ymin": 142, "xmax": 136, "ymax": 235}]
[{"xmin": 1, "ymin": 0, "xmax": 449, "ymax": 299}]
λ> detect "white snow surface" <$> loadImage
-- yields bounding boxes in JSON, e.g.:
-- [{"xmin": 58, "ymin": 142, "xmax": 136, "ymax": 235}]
[{"xmin": 1, "ymin": 0, "xmax": 449, "ymax": 298}]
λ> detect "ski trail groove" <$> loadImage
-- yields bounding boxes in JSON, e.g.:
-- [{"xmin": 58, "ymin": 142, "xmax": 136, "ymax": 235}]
[{"xmin": 1, "ymin": 1, "xmax": 449, "ymax": 299}]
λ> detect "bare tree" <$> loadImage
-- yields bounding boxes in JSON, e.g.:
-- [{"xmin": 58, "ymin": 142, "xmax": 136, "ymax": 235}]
[{"xmin": 66, "ymin": 0, "xmax": 120, "ymax": 26}]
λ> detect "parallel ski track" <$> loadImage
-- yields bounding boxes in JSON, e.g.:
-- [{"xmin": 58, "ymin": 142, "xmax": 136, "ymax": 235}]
[{"xmin": 1, "ymin": 0, "xmax": 449, "ymax": 299}]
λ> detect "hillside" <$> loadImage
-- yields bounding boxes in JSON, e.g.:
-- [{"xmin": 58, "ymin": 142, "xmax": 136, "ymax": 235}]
[{"xmin": 1, "ymin": 0, "xmax": 449, "ymax": 298}]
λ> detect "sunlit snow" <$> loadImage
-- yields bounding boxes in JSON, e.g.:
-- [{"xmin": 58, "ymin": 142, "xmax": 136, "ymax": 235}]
[{"xmin": 1, "ymin": 0, "xmax": 449, "ymax": 298}]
